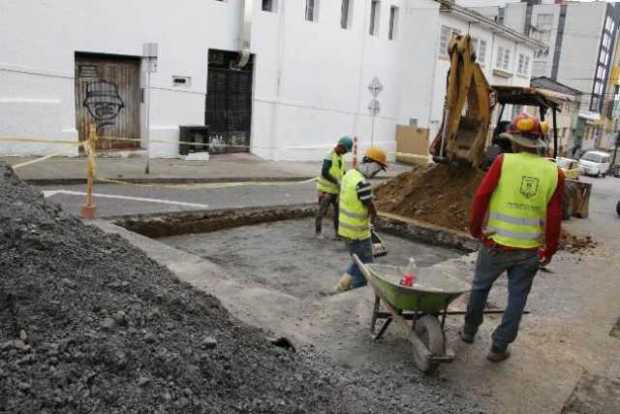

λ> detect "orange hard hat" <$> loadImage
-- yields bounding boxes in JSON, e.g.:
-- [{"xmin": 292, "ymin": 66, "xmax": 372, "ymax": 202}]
[
  {"xmin": 365, "ymin": 147, "xmax": 388, "ymax": 168},
  {"xmin": 500, "ymin": 113, "xmax": 547, "ymax": 149}
]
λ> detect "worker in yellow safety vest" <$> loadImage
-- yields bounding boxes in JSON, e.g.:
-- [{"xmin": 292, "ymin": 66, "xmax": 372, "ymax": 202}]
[
  {"xmin": 334, "ymin": 147, "xmax": 388, "ymax": 292},
  {"xmin": 460, "ymin": 113, "xmax": 565, "ymax": 362},
  {"xmin": 315, "ymin": 136, "xmax": 353, "ymax": 239}
]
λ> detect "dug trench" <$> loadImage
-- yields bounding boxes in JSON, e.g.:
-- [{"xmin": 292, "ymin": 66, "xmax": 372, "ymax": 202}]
[{"xmin": 0, "ymin": 162, "xmax": 484, "ymax": 413}]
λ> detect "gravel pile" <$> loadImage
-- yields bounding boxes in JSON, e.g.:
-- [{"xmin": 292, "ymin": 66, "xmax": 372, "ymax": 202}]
[{"xmin": 0, "ymin": 163, "xmax": 483, "ymax": 413}]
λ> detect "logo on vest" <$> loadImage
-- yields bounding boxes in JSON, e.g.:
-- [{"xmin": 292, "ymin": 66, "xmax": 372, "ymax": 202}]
[{"xmin": 520, "ymin": 176, "xmax": 539, "ymax": 199}]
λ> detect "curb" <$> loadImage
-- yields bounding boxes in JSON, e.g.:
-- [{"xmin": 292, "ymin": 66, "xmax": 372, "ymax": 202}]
[
  {"xmin": 26, "ymin": 174, "xmax": 402, "ymax": 186},
  {"xmin": 26, "ymin": 176, "xmax": 317, "ymax": 186}
]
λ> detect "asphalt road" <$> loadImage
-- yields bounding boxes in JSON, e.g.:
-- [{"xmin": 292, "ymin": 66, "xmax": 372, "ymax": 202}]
[{"xmin": 37, "ymin": 181, "xmax": 317, "ymax": 217}]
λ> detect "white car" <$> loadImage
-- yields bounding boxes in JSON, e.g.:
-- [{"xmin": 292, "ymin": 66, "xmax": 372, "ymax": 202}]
[{"xmin": 578, "ymin": 150, "xmax": 611, "ymax": 177}]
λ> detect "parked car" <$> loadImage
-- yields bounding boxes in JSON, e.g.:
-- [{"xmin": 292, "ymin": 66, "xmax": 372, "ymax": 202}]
[{"xmin": 578, "ymin": 151, "xmax": 611, "ymax": 177}]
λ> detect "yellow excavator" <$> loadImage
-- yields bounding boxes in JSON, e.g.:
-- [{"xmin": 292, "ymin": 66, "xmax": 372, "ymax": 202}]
[{"xmin": 430, "ymin": 34, "xmax": 591, "ymax": 219}]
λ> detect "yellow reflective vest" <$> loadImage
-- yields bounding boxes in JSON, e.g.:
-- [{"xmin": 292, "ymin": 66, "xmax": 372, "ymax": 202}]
[
  {"xmin": 316, "ymin": 150, "xmax": 344, "ymax": 194},
  {"xmin": 487, "ymin": 153, "xmax": 559, "ymax": 249},
  {"xmin": 338, "ymin": 169, "xmax": 371, "ymax": 240}
]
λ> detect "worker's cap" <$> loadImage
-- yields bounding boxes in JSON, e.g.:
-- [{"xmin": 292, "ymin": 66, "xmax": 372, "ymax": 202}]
[{"xmin": 500, "ymin": 113, "xmax": 548, "ymax": 149}]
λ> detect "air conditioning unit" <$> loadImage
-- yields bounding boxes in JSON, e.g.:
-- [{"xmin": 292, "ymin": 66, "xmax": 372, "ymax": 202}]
[{"xmin": 179, "ymin": 125, "xmax": 210, "ymax": 155}]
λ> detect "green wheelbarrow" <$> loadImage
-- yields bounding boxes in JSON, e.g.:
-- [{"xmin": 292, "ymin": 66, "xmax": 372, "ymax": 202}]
[{"xmin": 353, "ymin": 255, "xmax": 471, "ymax": 374}]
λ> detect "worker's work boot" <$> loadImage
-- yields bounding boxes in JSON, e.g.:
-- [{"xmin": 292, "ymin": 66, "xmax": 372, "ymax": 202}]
[
  {"xmin": 333, "ymin": 274, "xmax": 353, "ymax": 293},
  {"xmin": 486, "ymin": 345, "xmax": 511, "ymax": 363}
]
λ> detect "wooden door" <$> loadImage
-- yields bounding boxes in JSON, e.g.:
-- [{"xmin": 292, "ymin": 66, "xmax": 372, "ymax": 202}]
[{"xmin": 75, "ymin": 53, "xmax": 141, "ymax": 150}]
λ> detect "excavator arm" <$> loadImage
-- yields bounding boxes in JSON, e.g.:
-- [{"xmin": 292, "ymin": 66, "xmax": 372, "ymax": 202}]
[{"xmin": 430, "ymin": 34, "xmax": 493, "ymax": 167}]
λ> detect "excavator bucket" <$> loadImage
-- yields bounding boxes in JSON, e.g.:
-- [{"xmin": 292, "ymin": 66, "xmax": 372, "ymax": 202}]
[{"xmin": 430, "ymin": 35, "xmax": 493, "ymax": 167}]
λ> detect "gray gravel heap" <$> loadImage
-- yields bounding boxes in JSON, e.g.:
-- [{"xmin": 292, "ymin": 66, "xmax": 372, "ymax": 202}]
[{"xmin": 0, "ymin": 163, "xmax": 483, "ymax": 413}]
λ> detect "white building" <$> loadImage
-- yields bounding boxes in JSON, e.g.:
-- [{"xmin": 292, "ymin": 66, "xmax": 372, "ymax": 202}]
[
  {"xmin": 0, "ymin": 0, "xmax": 445, "ymax": 161},
  {"xmin": 431, "ymin": 2, "xmax": 544, "ymax": 138}
]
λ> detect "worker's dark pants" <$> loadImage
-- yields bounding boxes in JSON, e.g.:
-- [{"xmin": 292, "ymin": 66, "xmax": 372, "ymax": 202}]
[
  {"xmin": 315, "ymin": 192, "xmax": 339, "ymax": 235},
  {"xmin": 464, "ymin": 245, "xmax": 539, "ymax": 351}
]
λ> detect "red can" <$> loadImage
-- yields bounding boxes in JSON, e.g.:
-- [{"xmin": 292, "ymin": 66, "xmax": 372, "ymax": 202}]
[{"xmin": 400, "ymin": 274, "xmax": 415, "ymax": 287}]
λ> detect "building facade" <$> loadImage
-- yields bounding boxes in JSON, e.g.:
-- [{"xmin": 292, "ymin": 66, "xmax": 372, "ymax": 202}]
[{"xmin": 0, "ymin": 0, "xmax": 445, "ymax": 161}]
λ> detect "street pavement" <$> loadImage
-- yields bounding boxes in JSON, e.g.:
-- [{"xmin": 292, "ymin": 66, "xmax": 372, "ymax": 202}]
[{"xmin": 37, "ymin": 181, "xmax": 317, "ymax": 217}]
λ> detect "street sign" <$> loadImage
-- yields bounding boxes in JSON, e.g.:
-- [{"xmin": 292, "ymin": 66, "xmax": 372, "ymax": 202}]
[
  {"xmin": 368, "ymin": 76, "xmax": 383, "ymax": 98},
  {"xmin": 368, "ymin": 99, "xmax": 381, "ymax": 116}
]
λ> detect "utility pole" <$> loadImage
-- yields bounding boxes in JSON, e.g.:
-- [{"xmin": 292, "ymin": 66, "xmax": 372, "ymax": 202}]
[{"xmin": 143, "ymin": 43, "xmax": 158, "ymax": 175}]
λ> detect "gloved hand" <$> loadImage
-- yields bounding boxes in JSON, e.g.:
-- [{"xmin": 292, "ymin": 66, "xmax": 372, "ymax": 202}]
[{"xmin": 538, "ymin": 249, "xmax": 553, "ymax": 267}]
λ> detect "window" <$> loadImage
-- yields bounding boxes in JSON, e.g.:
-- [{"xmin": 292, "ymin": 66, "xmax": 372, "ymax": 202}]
[
  {"xmin": 305, "ymin": 0, "xmax": 319, "ymax": 22},
  {"xmin": 471, "ymin": 38, "xmax": 487, "ymax": 64},
  {"xmin": 517, "ymin": 54, "xmax": 530, "ymax": 75},
  {"xmin": 388, "ymin": 6, "xmax": 399, "ymax": 40},
  {"xmin": 524, "ymin": 56, "xmax": 530, "ymax": 75},
  {"xmin": 497, "ymin": 47, "xmax": 511, "ymax": 71},
  {"xmin": 478, "ymin": 39, "xmax": 487, "ymax": 64},
  {"xmin": 439, "ymin": 26, "xmax": 460, "ymax": 58},
  {"xmin": 496, "ymin": 46, "xmax": 511, "ymax": 71},
  {"xmin": 369, "ymin": 0, "xmax": 380, "ymax": 36},
  {"xmin": 536, "ymin": 13, "xmax": 553, "ymax": 29},
  {"xmin": 261, "ymin": 0, "xmax": 276, "ymax": 12},
  {"xmin": 533, "ymin": 13, "xmax": 553, "ymax": 45},
  {"xmin": 340, "ymin": 0, "xmax": 353, "ymax": 29}
]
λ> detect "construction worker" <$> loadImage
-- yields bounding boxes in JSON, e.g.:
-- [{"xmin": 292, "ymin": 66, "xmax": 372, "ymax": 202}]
[
  {"xmin": 460, "ymin": 113, "xmax": 564, "ymax": 362},
  {"xmin": 315, "ymin": 136, "xmax": 353, "ymax": 239},
  {"xmin": 334, "ymin": 147, "xmax": 388, "ymax": 292}
]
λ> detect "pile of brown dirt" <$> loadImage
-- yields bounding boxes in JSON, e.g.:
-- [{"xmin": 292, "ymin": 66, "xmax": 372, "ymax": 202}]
[{"xmin": 375, "ymin": 164, "xmax": 484, "ymax": 233}]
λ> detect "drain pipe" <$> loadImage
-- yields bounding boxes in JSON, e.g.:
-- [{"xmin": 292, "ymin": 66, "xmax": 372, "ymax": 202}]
[{"xmin": 235, "ymin": 0, "xmax": 254, "ymax": 69}]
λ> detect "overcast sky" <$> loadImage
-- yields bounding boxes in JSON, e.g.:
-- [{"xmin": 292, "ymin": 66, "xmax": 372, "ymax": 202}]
[{"xmin": 458, "ymin": 0, "xmax": 619, "ymax": 6}]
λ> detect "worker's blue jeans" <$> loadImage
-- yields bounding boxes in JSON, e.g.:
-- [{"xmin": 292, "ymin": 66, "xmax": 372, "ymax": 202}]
[
  {"xmin": 464, "ymin": 245, "xmax": 540, "ymax": 351},
  {"xmin": 346, "ymin": 237, "xmax": 374, "ymax": 288}
]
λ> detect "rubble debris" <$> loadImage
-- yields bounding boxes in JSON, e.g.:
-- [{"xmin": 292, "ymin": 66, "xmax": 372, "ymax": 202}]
[
  {"xmin": 0, "ymin": 163, "xmax": 482, "ymax": 413},
  {"xmin": 559, "ymin": 232, "xmax": 598, "ymax": 255}
]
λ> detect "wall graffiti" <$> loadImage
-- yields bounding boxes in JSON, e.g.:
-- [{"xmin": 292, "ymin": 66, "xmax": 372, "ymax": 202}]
[{"xmin": 83, "ymin": 80, "xmax": 125, "ymax": 133}]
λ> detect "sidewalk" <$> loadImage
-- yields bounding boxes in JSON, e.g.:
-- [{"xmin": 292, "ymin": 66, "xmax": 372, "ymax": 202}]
[{"xmin": 1, "ymin": 153, "xmax": 412, "ymax": 185}]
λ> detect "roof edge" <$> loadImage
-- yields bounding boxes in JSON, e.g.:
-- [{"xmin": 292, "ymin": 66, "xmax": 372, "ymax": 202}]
[{"xmin": 437, "ymin": 0, "xmax": 547, "ymax": 50}]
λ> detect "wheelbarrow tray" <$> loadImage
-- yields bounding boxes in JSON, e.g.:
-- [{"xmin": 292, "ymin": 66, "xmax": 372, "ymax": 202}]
[{"xmin": 359, "ymin": 262, "xmax": 469, "ymax": 314}]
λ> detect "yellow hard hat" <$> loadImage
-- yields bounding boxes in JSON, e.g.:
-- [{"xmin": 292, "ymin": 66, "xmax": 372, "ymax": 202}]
[{"xmin": 365, "ymin": 147, "xmax": 388, "ymax": 168}]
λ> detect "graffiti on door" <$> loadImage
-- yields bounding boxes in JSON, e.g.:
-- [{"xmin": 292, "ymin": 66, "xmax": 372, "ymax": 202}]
[{"xmin": 83, "ymin": 80, "xmax": 125, "ymax": 133}]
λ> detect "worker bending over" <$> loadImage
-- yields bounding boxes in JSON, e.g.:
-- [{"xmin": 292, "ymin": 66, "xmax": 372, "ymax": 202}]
[
  {"xmin": 334, "ymin": 147, "xmax": 388, "ymax": 292},
  {"xmin": 315, "ymin": 136, "xmax": 353, "ymax": 239},
  {"xmin": 461, "ymin": 113, "xmax": 564, "ymax": 362}
]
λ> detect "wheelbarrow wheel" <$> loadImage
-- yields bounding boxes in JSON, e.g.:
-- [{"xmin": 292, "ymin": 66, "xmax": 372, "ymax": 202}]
[{"xmin": 413, "ymin": 315, "xmax": 445, "ymax": 374}]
